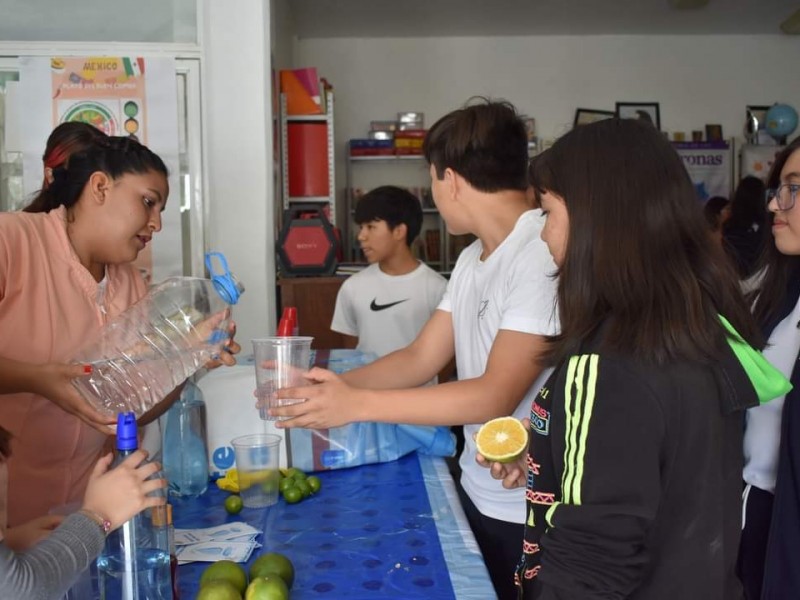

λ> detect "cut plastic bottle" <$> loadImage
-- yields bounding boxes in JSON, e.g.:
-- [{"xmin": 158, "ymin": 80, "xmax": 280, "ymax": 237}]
[{"xmin": 70, "ymin": 252, "xmax": 243, "ymax": 418}]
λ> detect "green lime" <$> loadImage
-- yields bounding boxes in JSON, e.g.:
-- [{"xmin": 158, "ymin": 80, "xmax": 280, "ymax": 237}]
[
  {"xmin": 244, "ymin": 575, "xmax": 289, "ymax": 600},
  {"xmin": 278, "ymin": 478, "xmax": 294, "ymax": 493},
  {"xmin": 200, "ymin": 560, "xmax": 248, "ymax": 594},
  {"xmin": 285, "ymin": 467, "xmax": 307, "ymax": 481},
  {"xmin": 249, "ymin": 552, "xmax": 295, "ymax": 589},
  {"xmin": 196, "ymin": 579, "xmax": 243, "ymax": 600},
  {"xmin": 282, "ymin": 486, "xmax": 302, "ymax": 504},
  {"xmin": 295, "ymin": 479, "xmax": 312, "ymax": 498},
  {"xmin": 306, "ymin": 475, "xmax": 321, "ymax": 493},
  {"xmin": 224, "ymin": 495, "xmax": 244, "ymax": 515}
]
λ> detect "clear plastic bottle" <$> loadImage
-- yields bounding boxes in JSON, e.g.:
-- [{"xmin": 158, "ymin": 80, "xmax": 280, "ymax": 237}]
[
  {"xmin": 71, "ymin": 252, "xmax": 243, "ymax": 418},
  {"xmin": 151, "ymin": 504, "xmax": 179, "ymax": 600},
  {"xmin": 162, "ymin": 379, "xmax": 209, "ymax": 497},
  {"xmin": 97, "ymin": 413, "xmax": 173, "ymax": 600}
]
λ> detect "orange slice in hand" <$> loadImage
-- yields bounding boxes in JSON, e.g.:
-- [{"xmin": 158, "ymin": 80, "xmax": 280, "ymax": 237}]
[{"xmin": 476, "ymin": 416, "xmax": 528, "ymax": 463}]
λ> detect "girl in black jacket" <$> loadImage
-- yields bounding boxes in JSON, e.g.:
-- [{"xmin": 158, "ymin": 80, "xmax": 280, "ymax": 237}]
[{"xmin": 481, "ymin": 119, "xmax": 787, "ymax": 599}]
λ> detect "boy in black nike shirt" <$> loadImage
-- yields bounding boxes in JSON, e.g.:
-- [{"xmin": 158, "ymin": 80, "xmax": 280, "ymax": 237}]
[{"xmin": 330, "ymin": 185, "xmax": 446, "ymax": 363}]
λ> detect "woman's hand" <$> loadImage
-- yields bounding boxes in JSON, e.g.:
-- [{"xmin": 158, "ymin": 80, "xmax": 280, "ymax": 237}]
[
  {"xmin": 81, "ymin": 450, "xmax": 166, "ymax": 531},
  {"xmin": 3, "ymin": 515, "xmax": 63, "ymax": 551},
  {"xmin": 204, "ymin": 321, "xmax": 241, "ymax": 370},
  {"xmin": 31, "ymin": 363, "xmax": 115, "ymax": 433}
]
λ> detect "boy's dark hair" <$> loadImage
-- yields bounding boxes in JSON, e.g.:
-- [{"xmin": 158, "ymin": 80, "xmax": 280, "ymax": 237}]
[
  {"xmin": 529, "ymin": 118, "xmax": 762, "ymax": 365},
  {"xmin": 423, "ymin": 98, "xmax": 529, "ymax": 193},
  {"xmin": 704, "ymin": 195, "xmax": 729, "ymax": 230},
  {"xmin": 354, "ymin": 185, "xmax": 423, "ymax": 246}
]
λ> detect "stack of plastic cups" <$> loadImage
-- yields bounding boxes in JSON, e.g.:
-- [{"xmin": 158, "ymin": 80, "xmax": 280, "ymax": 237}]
[{"xmin": 277, "ymin": 307, "xmax": 298, "ymax": 336}]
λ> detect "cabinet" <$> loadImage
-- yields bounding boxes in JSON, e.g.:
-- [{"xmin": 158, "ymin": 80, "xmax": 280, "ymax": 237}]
[
  {"xmin": 280, "ymin": 90, "xmax": 336, "ymax": 225},
  {"xmin": 344, "ymin": 149, "xmax": 474, "ymax": 272}
]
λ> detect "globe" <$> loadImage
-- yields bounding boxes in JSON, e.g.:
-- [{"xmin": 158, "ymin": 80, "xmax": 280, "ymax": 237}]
[{"xmin": 765, "ymin": 103, "xmax": 798, "ymax": 143}]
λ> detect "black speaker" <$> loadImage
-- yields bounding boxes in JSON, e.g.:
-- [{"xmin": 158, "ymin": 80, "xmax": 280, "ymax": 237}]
[{"xmin": 276, "ymin": 204, "xmax": 339, "ymax": 277}]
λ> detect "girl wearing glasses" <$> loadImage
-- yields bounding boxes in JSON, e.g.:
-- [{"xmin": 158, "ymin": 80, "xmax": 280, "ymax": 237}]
[{"xmin": 739, "ymin": 135, "xmax": 800, "ymax": 599}]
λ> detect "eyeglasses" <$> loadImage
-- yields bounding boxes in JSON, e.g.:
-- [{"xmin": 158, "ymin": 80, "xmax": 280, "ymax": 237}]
[{"xmin": 766, "ymin": 183, "xmax": 800, "ymax": 211}]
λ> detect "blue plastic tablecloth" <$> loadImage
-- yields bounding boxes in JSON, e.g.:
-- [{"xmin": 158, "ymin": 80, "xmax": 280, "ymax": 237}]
[{"xmin": 173, "ymin": 453, "xmax": 494, "ymax": 599}]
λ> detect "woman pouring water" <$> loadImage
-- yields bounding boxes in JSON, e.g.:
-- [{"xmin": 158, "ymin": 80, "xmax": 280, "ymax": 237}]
[{"xmin": 0, "ymin": 135, "xmax": 239, "ymax": 527}]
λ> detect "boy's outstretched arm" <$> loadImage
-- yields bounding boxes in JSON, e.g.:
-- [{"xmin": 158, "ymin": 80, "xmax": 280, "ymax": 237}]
[
  {"xmin": 273, "ymin": 323, "xmax": 549, "ymax": 430},
  {"xmin": 338, "ymin": 309, "xmax": 455, "ymax": 390}
]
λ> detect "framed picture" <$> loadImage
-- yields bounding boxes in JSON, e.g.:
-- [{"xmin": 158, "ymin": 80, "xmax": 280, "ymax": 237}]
[
  {"xmin": 746, "ymin": 105, "xmax": 771, "ymax": 131},
  {"xmin": 615, "ymin": 102, "xmax": 661, "ymax": 130},
  {"xmin": 573, "ymin": 108, "xmax": 615, "ymax": 128},
  {"xmin": 705, "ymin": 124, "xmax": 723, "ymax": 142}
]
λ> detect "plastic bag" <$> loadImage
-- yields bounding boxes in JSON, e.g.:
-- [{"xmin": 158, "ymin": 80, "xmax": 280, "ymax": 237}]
[{"xmin": 285, "ymin": 350, "xmax": 456, "ymax": 471}]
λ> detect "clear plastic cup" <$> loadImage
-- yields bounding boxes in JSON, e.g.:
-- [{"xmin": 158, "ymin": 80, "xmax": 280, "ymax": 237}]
[
  {"xmin": 231, "ymin": 434, "xmax": 282, "ymax": 508},
  {"xmin": 252, "ymin": 337, "xmax": 313, "ymax": 420}
]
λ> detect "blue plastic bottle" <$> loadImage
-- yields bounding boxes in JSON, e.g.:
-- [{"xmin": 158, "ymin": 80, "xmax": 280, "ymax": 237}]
[
  {"xmin": 162, "ymin": 380, "xmax": 209, "ymax": 497},
  {"xmin": 97, "ymin": 413, "xmax": 173, "ymax": 600}
]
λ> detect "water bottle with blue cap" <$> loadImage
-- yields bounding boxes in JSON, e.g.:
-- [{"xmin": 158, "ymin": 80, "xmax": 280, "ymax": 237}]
[
  {"xmin": 98, "ymin": 413, "xmax": 173, "ymax": 600},
  {"xmin": 70, "ymin": 252, "xmax": 244, "ymax": 418}
]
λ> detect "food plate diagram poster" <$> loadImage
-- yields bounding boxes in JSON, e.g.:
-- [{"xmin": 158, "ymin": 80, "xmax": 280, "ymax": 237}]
[
  {"xmin": 18, "ymin": 56, "xmax": 182, "ymax": 282},
  {"xmin": 51, "ymin": 56, "xmax": 148, "ymax": 143}
]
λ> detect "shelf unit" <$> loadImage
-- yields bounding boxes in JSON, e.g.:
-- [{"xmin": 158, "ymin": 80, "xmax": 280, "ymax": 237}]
[
  {"xmin": 344, "ymin": 148, "xmax": 474, "ymax": 272},
  {"xmin": 280, "ymin": 90, "xmax": 336, "ymax": 225}
]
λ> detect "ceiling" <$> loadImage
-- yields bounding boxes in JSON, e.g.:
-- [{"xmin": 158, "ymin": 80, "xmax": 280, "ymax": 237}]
[{"xmin": 288, "ymin": 0, "xmax": 800, "ymax": 38}]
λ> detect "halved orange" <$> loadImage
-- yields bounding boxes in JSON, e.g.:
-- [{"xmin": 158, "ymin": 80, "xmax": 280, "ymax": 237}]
[{"xmin": 476, "ymin": 416, "xmax": 528, "ymax": 463}]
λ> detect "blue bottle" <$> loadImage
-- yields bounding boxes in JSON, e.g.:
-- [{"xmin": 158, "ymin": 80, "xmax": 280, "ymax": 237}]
[
  {"xmin": 162, "ymin": 379, "xmax": 209, "ymax": 497},
  {"xmin": 98, "ymin": 413, "xmax": 173, "ymax": 600}
]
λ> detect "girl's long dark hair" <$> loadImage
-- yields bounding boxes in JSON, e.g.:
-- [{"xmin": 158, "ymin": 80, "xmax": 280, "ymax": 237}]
[
  {"xmin": 25, "ymin": 136, "xmax": 168, "ymax": 214},
  {"xmin": 25, "ymin": 122, "xmax": 107, "ymax": 212},
  {"xmin": 750, "ymin": 136, "xmax": 800, "ymax": 328},
  {"xmin": 530, "ymin": 118, "xmax": 762, "ymax": 365}
]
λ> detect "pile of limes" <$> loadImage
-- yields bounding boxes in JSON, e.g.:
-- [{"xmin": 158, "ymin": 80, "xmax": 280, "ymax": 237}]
[
  {"xmin": 196, "ymin": 552, "xmax": 295, "ymax": 600},
  {"xmin": 278, "ymin": 468, "xmax": 321, "ymax": 505},
  {"xmin": 222, "ymin": 467, "xmax": 321, "ymax": 513}
]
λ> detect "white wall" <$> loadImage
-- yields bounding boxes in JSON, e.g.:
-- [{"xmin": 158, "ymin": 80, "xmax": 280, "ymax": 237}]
[
  {"xmin": 294, "ymin": 34, "xmax": 800, "ymax": 220},
  {"xmin": 271, "ymin": 0, "xmax": 295, "ymax": 69},
  {"xmin": 203, "ymin": 0, "xmax": 275, "ymax": 344}
]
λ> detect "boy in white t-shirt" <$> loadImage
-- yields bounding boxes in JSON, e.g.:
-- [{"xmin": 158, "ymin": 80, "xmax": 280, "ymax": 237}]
[
  {"xmin": 272, "ymin": 100, "xmax": 559, "ymax": 598},
  {"xmin": 331, "ymin": 185, "xmax": 447, "ymax": 361}
]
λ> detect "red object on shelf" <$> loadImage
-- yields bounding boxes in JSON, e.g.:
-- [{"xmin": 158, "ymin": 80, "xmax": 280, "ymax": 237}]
[
  {"xmin": 280, "ymin": 68, "xmax": 323, "ymax": 115},
  {"xmin": 288, "ymin": 123, "xmax": 329, "ymax": 197}
]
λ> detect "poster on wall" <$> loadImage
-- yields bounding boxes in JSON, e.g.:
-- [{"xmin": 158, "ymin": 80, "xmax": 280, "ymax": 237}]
[
  {"xmin": 673, "ymin": 142, "xmax": 733, "ymax": 201},
  {"xmin": 740, "ymin": 144, "xmax": 786, "ymax": 182},
  {"xmin": 17, "ymin": 56, "xmax": 181, "ymax": 283},
  {"xmin": 50, "ymin": 57, "xmax": 148, "ymax": 143}
]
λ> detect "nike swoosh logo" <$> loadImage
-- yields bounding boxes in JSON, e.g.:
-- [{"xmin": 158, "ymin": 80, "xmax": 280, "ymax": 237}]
[{"xmin": 370, "ymin": 298, "xmax": 409, "ymax": 311}]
